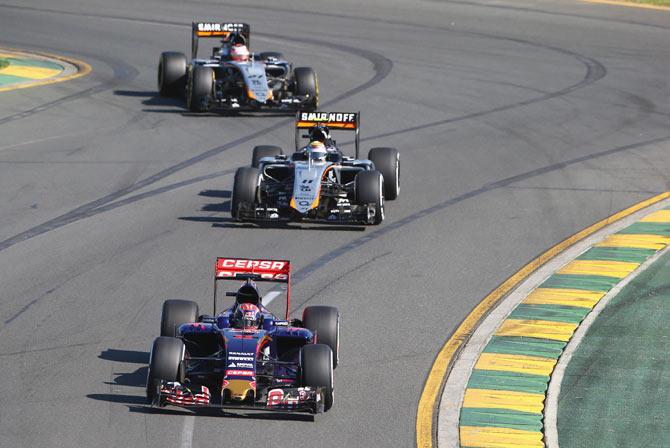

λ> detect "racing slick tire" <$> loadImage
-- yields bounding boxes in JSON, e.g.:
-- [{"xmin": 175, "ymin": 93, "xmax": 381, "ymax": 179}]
[
  {"xmin": 368, "ymin": 147, "xmax": 400, "ymax": 200},
  {"xmin": 355, "ymin": 170, "xmax": 385, "ymax": 225},
  {"xmin": 160, "ymin": 299, "xmax": 199, "ymax": 338},
  {"xmin": 303, "ymin": 306, "xmax": 340, "ymax": 369},
  {"xmin": 300, "ymin": 344, "xmax": 334, "ymax": 411},
  {"xmin": 158, "ymin": 52, "xmax": 187, "ymax": 97},
  {"xmin": 187, "ymin": 66, "xmax": 213, "ymax": 112},
  {"xmin": 146, "ymin": 336, "xmax": 185, "ymax": 403},
  {"xmin": 252, "ymin": 145, "xmax": 283, "ymax": 168},
  {"xmin": 293, "ymin": 67, "xmax": 319, "ymax": 111},
  {"xmin": 231, "ymin": 167, "xmax": 260, "ymax": 220},
  {"xmin": 259, "ymin": 51, "xmax": 284, "ymax": 61}
]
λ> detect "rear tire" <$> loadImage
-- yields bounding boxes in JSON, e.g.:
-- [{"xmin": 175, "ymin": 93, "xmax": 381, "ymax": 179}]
[
  {"xmin": 294, "ymin": 67, "xmax": 319, "ymax": 111},
  {"xmin": 303, "ymin": 306, "xmax": 340, "ymax": 369},
  {"xmin": 368, "ymin": 147, "xmax": 400, "ymax": 200},
  {"xmin": 158, "ymin": 52, "xmax": 187, "ymax": 97},
  {"xmin": 252, "ymin": 145, "xmax": 283, "ymax": 168},
  {"xmin": 231, "ymin": 167, "xmax": 260, "ymax": 220},
  {"xmin": 146, "ymin": 337, "xmax": 185, "ymax": 402},
  {"xmin": 355, "ymin": 170, "xmax": 384, "ymax": 225},
  {"xmin": 160, "ymin": 299, "xmax": 198, "ymax": 338},
  {"xmin": 187, "ymin": 66, "xmax": 213, "ymax": 112},
  {"xmin": 300, "ymin": 344, "xmax": 334, "ymax": 411}
]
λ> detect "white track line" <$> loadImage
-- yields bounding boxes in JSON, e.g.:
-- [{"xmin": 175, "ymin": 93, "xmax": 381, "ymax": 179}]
[
  {"xmin": 544, "ymin": 242, "xmax": 670, "ymax": 448},
  {"xmin": 263, "ymin": 290, "xmax": 283, "ymax": 305},
  {"xmin": 180, "ymin": 415, "xmax": 195, "ymax": 448}
]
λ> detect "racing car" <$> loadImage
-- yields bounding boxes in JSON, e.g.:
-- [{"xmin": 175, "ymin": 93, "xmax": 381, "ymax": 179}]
[
  {"xmin": 231, "ymin": 111, "xmax": 400, "ymax": 225},
  {"xmin": 146, "ymin": 257, "xmax": 339, "ymax": 414},
  {"xmin": 157, "ymin": 22, "xmax": 319, "ymax": 112}
]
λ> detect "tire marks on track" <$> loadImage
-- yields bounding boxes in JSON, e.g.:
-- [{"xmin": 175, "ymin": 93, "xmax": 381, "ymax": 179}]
[
  {"xmin": 0, "ymin": 15, "xmax": 393, "ymax": 253},
  {"xmin": 0, "ymin": 4, "xmax": 609, "ymax": 255},
  {"xmin": 288, "ymin": 134, "xmax": 670, "ymax": 312}
]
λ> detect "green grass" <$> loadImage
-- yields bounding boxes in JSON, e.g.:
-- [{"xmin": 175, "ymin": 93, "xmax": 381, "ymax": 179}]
[
  {"xmin": 622, "ymin": 0, "xmax": 670, "ymax": 6},
  {"xmin": 0, "ymin": 59, "xmax": 9, "ymax": 70}
]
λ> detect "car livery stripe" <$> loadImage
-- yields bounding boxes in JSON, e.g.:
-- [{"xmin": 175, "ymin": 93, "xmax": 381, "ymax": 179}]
[{"xmin": 455, "ymin": 205, "xmax": 670, "ymax": 447}]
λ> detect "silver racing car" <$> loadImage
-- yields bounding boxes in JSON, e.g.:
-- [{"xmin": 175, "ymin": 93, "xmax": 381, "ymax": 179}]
[
  {"xmin": 231, "ymin": 111, "xmax": 400, "ymax": 225},
  {"xmin": 157, "ymin": 22, "xmax": 319, "ymax": 112}
]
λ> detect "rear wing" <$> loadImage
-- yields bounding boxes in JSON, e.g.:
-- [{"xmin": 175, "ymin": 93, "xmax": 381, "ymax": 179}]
[
  {"xmin": 295, "ymin": 111, "xmax": 361, "ymax": 158},
  {"xmin": 191, "ymin": 22, "xmax": 251, "ymax": 59},
  {"xmin": 213, "ymin": 257, "xmax": 291, "ymax": 318}
]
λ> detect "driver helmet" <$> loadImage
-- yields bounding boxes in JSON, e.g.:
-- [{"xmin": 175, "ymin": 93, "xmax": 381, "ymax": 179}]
[
  {"xmin": 308, "ymin": 141, "xmax": 327, "ymax": 162},
  {"xmin": 309, "ymin": 124, "xmax": 331, "ymax": 144},
  {"xmin": 234, "ymin": 303, "xmax": 261, "ymax": 331},
  {"xmin": 231, "ymin": 44, "xmax": 250, "ymax": 62}
]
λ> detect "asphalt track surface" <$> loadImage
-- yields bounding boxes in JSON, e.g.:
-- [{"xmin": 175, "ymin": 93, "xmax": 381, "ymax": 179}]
[{"xmin": 0, "ymin": 0, "xmax": 668, "ymax": 446}]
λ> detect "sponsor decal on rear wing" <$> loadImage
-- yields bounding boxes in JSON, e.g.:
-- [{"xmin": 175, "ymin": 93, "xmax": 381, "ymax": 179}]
[
  {"xmin": 191, "ymin": 22, "xmax": 251, "ymax": 58},
  {"xmin": 296, "ymin": 111, "xmax": 359, "ymax": 130},
  {"xmin": 295, "ymin": 110, "xmax": 361, "ymax": 158},
  {"xmin": 215, "ymin": 257, "xmax": 290, "ymax": 281},
  {"xmin": 192, "ymin": 22, "xmax": 250, "ymax": 37},
  {"xmin": 213, "ymin": 257, "xmax": 292, "ymax": 318}
]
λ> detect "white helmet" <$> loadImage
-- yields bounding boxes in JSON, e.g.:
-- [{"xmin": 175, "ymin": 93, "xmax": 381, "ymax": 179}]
[
  {"xmin": 231, "ymin": 44, "xmax": 250, "ymax": 62},
  {"xmin": 308, "ymin": 141, "xmax": 327, "ymax": 161}
]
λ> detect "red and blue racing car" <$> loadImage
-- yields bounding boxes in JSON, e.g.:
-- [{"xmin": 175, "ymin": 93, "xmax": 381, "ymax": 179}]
[{"xmin": 146, "ymin": 257, "xmax": 339, "ymax": 414}]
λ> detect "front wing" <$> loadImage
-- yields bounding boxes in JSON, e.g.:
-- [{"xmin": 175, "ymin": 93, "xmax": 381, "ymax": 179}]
[
  {"xmin": 153, "ymin": 381, "xmax": 324, "ymax": 414},
  {"xmin": 236, "ymin": 202, "xmax": 379, "ymax": 225}
]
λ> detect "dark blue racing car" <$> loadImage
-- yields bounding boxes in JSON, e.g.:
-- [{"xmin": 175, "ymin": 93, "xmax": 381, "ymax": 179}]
[{"xmin": 146, "ymin": 257, "xmax": 339, "ymax": 414}]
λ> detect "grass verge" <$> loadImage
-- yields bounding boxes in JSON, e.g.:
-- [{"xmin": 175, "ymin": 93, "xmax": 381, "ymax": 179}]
[{"xmin": 627, "ymin": 0, "xmax": 670, "ymax": 6}]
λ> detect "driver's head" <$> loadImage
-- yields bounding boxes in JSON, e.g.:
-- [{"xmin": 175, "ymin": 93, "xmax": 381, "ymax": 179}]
[
  {"xmin": 308, "ymin": 141, "xmax": 327, "ymax": 162},
  {"xmin": 309, "ymin": 124, "xmax": 331, "ymax": 143},
  {"xmin": 231, "ymin": 44, "xmax": 250, "ymax": 62},
  {"xmin": 234, "ymin": 303, "xmax": 261, "ymax": 331}
]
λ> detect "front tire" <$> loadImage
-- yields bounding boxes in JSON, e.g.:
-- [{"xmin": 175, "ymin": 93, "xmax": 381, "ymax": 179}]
[
  {"xmin": 252, "ymin": 145, "xmax": 283, "ymax": 168},
  {"xmin": 146, "ymin": 337, "xmax": 185, "ymax": 402},
  {"xmin": 231, "ymin": 167, "xmax": 260, "ymax": 220},
  {"xmin": 300, "ymin": 344, "xmax": 334, "ymax": 411},
  {"xmin": 303, "ymin": 306, "xmax": 340, "ymax": 369},
  {"xmin": 355, "ymin": 170, "xmax": 384, "ymax": 225},
  {"xmin": 187, "ymin": 66, "xmax": 213, "ymax": 112},
  {"xmin": 160, "ymin": 299, "xmax": 198, "ymax": 338},
  {"xmin": 158, "ymin": 52, "xmax": 187, "ymax": 97},
  {"xmin": 368, "ymin": 147, "xmax": 400, "ymax": 200},
  {"xmin": 293, "ymin": 67, "xmax": 319, "ymax": 111}
]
